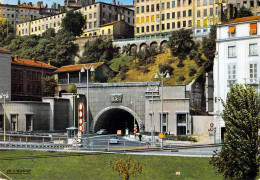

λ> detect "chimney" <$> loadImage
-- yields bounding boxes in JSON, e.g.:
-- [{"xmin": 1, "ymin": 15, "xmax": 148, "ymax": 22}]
[
  {"xmin": 32, "ymin": 57, "xmax": 36, "ymax": 63},
  {"xmin": 14, "ymin": 55, "xmax": 18, "ymax": 61},
  {"xmin": 117, "ymin": 1, "xmax": 120, "ymax": 5}
]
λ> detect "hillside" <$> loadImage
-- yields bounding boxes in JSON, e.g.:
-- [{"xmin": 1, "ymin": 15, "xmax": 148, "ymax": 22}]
[{"xmin": 111, "ymin": 50, "xmax": 205, "ymax": 85}]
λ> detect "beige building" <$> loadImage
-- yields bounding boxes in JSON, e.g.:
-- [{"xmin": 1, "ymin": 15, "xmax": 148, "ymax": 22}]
[
  {"xmin": 227, "ymin": 0, "xmax": 260, "ymax": 16},
  {"xmin": 135, "ymin": 0, "xmax": 219, "ymax": 37},
  {"xmin": 0, "ymin": 3, "xmax": 64, "ymax": 28},
  {"xmin": 16, "ymin": 2, "xmax": 135, "ymax": 37}
]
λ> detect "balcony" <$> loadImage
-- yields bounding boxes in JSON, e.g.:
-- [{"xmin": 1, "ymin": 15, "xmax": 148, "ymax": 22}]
[{"xmin": 244, "ymin": 78, "xmax": 260, "ymax": 85}]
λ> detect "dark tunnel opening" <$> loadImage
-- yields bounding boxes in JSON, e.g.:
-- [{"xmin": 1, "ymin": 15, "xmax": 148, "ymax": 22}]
[{"xmin": 95, "ymin": 108, "xmax": 139, "ymax": 134}]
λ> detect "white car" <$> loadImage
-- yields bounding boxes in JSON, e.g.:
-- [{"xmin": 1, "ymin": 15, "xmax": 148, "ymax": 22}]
[
  {"xmin": 109, "ymin": 136, "xmax": 119, "ymax": 144},
  {"xmin": 97, "ymin": 129, "xmax": 107, "ymax": 135}
]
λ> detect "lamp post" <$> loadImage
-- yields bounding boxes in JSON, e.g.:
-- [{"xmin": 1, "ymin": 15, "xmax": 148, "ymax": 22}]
[
  {"xmin": 155, "ymin": 70, "xmax": 170, "ymax": 133},
  {"xmin": 73, "ymin": 93, "xmax": 80, "ymax": 127},
  {"xmin": 147, "ymin": 85, "xmax": 158, "ymax": 146},
  {"xmin": 0, "ymin": 92, "xmax": 9, "ymax": 141},
  {"xmin": 81, "ymin": 64, "xmax": 95, "ymax": 139}
]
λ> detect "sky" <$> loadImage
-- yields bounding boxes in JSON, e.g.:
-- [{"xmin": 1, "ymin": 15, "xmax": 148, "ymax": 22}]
[{"xmin": 0, "ymin": 0, "xmax": 133, "ymax": 6}]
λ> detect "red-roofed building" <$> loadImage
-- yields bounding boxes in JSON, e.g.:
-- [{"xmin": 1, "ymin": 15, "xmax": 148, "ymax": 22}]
[
  {"xmin": 11, "ymin": 55, "xmax": 58, "ymax": 101},
  {"xmin": 54, "ymin": 62, "xmax": 111, "ymax": 95}
]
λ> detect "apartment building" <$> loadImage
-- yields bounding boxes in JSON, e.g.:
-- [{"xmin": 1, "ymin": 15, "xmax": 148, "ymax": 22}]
[
  {"xmin": 228, "ymin": 0, "xmax": 260, "ymax": 16},
  {"xmin": 0, "ymin": 2, "xmax": 64, "ymax": 28},
  {"xmin": 135, "ymin": 0, "xmax": 219, "ymax": 37},
  {"xmin": 214, "ymin": 16, "xmax": 260, "ymax": 143},
  {"xmin": 16, "ymin": 2, "xmax": 135, "ymax": 37}
]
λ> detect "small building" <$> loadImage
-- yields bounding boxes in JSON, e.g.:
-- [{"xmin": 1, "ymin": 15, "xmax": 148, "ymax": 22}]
[
  {"xmin": 0, "ymin": 47, "xmax": 12, "ymax": 102},
  {"xmin": 54, "ymin": 62, "xmax": 111, "ymax": 95},
  {"xmin": 214, "ymin": 16, "xmax": 260, "ymax": 143},
  {"xmin": 11, "ymin": 55, "xmax": 58, "ymax": 101}
]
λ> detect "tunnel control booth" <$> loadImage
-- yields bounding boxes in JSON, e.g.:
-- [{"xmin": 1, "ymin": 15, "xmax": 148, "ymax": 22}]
[{"xmin": 66, "ymin": 127, "xmax": 78, "ymax": 144}]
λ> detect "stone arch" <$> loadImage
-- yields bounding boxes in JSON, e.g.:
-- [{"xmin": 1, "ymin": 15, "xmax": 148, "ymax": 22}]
[
  {"xmin": 93, "ymin": 32, "xmax": 97, "ymax": 36},
  {"xmin": 92, "ymin": 106, "xmax": 143, "ymax": 133},
  {"xmin": 160, "ymin": 40, "xmax": 168, "ymax": 52},
  {"xmin": 130, "ymin": 44, "xmax": 137, "ymax": 56},
  {"xmin": 139, "ymin": 43, "xmax": 148, "ymax": 51},
  {"xmin": 150, "ymin": 41, "xmax": 159, "ymax": 51}
]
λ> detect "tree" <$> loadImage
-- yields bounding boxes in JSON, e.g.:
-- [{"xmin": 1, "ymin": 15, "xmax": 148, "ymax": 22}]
[
  {"xmin": 110, "ymin": 156, "xmax": 142, "ymax": 180},
  {"xmin": 167, "ymin": 29, "xmax": 195, "ymax": 60},
  {"xmin": 67, "ymin": 84, "xmax": 77, "ymax": 93},
  {"xmin": 237, "ymin": 6, "xmax": 253, "ymax": 18},
  {"xmin": 202, "ymin": 25, "xmax": 216, "ymax": 71},
  {"xmin": 79, "ymin": 38, "xmax": 117, "ymax": 64},
  {"xmin": 210, "ymin": 84, "xmax": 260, "ymax": 179},
  {"xmin": 61, "ymin": 11, "xmax": 85, "ymax": 37},
  {"xmin": 42, "ymin": 76, "xmax": 57, "ymax": 96},
  {"xmin": 0, "ymin": 18, "xmax": 15, "ymax": 47}
]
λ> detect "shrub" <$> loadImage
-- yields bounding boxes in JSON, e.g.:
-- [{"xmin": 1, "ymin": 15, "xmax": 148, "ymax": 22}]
[
  {"xmin": 67, "ymin": 84, "xmax": 77, "ymax": 93},
  {"xmin": 159, "ymin": 64, "xmax": 174, "ymax": 75},
  {"xmin": 142, "ymin": 66, "xmax": 150, "ymax": 73},
  {"xmin": 177, "ymin": 59, "xmax": 185, "ymax": 67},
  {"xmin": 189, "ymin": 65, "xmax": 197, "ymax": 77},
  {"xmin": 177, "ymin": 75, "xmax": 186, "ymax": 82}
]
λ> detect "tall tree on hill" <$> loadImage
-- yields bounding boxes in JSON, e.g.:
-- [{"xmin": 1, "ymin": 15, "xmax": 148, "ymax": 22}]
[
  {"xmin": 0, "ymin": 18, "xmax": 15, "ymax": 47},
  {"xmin": 61, "ymin": 11, "xmax": 85, "ymax": 37},
  {"xmin": 167, "ymin": 29, "xmax": 195, "ymax": 60},
  {"xmin": 210, "ymin": 84, "xmax": 260, "ymax": 179}
]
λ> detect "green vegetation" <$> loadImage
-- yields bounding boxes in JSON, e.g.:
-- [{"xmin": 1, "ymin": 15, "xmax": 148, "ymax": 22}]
[
  {"xmin": 210, "ymin": 84, "xmax": 260, "ymax": 179},
  {"xmin": 0, "ymin": 18, "xmax": 15, "ymax": 47},
  {"xmin": 67, "ymin": 84, "xmax": 77, "ymax": 93},
  {"xmin": 79, "ymin": 38, "xmax": 118, "ymax": 64},
  {"xmin": 0, "ymin": 150, "xmax": 222, "ymax": 179},
  {"xmin": 42, "ymin": 76, "xmax": 57, "ymax": 96},
  {"xmin": 61, "ymin": 11, "xmax": 85, "ymax": 37}
]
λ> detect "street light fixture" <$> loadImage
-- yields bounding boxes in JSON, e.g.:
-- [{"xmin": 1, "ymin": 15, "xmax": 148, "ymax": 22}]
[
  {"xmin": 0, "ymin": 92, "xmax": 9, "ymax": 141},
  {"xmin": 155, "ymin": 70, "xmax": 170, "ymax": 133},
  {"xmin": 81, "ymin": 64, "xmax": 95, "ymax": 139},
  {"xmin": 147, "ymin": 85, "xmax": 158, "ymax": 146}
]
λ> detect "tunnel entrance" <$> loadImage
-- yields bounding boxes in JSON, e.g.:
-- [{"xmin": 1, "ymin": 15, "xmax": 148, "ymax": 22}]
[{"xmin": 94, "ymin": 108, "xmax": 139, "ymax": 134}]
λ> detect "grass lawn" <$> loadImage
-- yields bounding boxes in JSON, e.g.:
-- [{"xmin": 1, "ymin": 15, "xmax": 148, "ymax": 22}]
[{"xmin": 0, "ymin": 150, "xmax": 222, "ymax": 180}]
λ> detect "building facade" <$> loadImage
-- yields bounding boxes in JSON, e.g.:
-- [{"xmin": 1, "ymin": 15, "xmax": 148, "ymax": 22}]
[
  {"xmin": 214, "ymin": 16, "xmax": 260, "ymax": 143},
  {"xmin": 16, "ymin": 2, "xmax": 135, "ymax": 37},
  {"xmin": 11, "ymin": 55, "xmax": 57, "ymax": 101},
  {"xmin": 134, "ymin": 0, "xmax": 219, "ymax": 37}
]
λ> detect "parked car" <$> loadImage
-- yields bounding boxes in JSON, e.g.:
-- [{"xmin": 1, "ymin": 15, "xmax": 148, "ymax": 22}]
[
  {"xmin": 97, "ymin": 129, "xmax": 107, "ymax": 135},
  {"xmin": 109, "ymin": 136, "xmax": 119, "ymax": 144}
]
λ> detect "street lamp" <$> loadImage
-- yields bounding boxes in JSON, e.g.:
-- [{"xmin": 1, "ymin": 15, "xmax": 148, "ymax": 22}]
[
  {"xmin": 81, "ymin": 64, "xmax": 95, "ymax": 139},
  {"xmin": 155, "ymin": 70, "xmax": 170, "ymax": 133},
  {"xmin": 73, "ymin": 93, "xmax": 80, "ymax": 127},
  {"xmin": 0, "ymin": 92, "xmax": 9, "ymax": 141},
  {"xmin": 147, "ymin": 85, "xmax": 158, "ymax": 146}
]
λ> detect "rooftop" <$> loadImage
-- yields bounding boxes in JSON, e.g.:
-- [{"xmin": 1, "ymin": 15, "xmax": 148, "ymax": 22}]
[
  {"xmin": 12, "ymin": 57, "xmax": 57, "ymax": 69},
  {"xmin": 225, "ymin": 16, "xmax": 260, "ymax": 24},
  {"xmin": 101, "ymin": 21, "xmax": 119, "ymax": 27},
  {"xmin": 19, "ymin": 4, "xmax": 39, "ymax": 9},
  {"xmin": 0, "ymin": 47, "xmax": 10, "ymax": 52},
  {"xmin": 55, "ymin": 62, "xmax": 104, "ymax": 73}
]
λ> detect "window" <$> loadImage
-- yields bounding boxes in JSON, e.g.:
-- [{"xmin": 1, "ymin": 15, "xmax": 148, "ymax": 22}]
[
  {"xmin": 249, "ymin": 44, "xmax": 258, "ymax": 56},
  {"xmin": 156, "ymin": 24, "xmax": 160, "ymax": 31},
  {"xmin": 137, "ymin": 17, "xmax": 140, "ymax": 23},
  {"xmin": 108, "ymin": 28, "xmax": 111, "ymax": 34},
  {"xmin": 177, "ymin": 114, "xmax": 186, "ymax": 135},
  {"xmin": 94, "ymin": 13, "xmax": 97, "ymax": 18},
  {"xmin": 210, "ymin": 8, "xmax": 213, "ymax": 16},
  {"xmin": 172, "ymin": 22, "xmax": 175, "ymax": 28},
  {"xmin": 177, "ymin": 21, "xmax": 181, "ymax": 28},
  {"xmin": 160, "ymin": 113, "xmax": 168, "ymax": 133},
  {"xmin": 188, "ymin": 20, "xmax": 192, "ymax": 27},
  {"xmin": 203, "ymin": 0, "xmax": 207, "ymax": 5},
  {"xmin": 197, "ymin": 10, "xmax": 201, "ymax": 17},
  {"xmin": 172, "ymin": 12, "xmax": 175, "ymax": 18},
  {"xmin": 162, "ymin": 24, "xmax": 165, "ymax": 30},
  {"xmin": 137, "ymin": 27, "xmax": 140, "ymax": 33},
  {"xmin": 146, "ymin": 26, "xmax": 149, "ymax": 32},
  {"xmin": 172, "ymin": 1, "xmax": 175, "ymax": 7},
  {"xmin": 141, "ymin": 26, "xmax": 144, "ymax": 32},
  {"xmin": 167, "ymin": 2, "xmax": 170, "ymax": 8},
  {"xmin": 197, "ymin": 0, "xmax": 200, "ymax": 6},
  {"xmin": 183, "ymin": 10, "xmax": 186, "ymax": 17},
  {"xmin": 162, "ymin": 3, "xmax": 165, "ymax": 10},
  {"xmin": 228, "ymin": 26, "xmax": 236, "ymax": 34},
  {"xmin": 197, "ymin": 20, "xmax": 201, "ymax": 27},
  {"xmin": 0, "ymin": 115, "xmax": 3, "ymax": 129},
  {"xmin": 167, "ymin": 23, "xmax": 170, "ymax": 29},
  {"xmin": 228, "ymin": 64, "xmax": 237, "ymax": 85},
  {"xmin": 156, "ymin": 4, "xmax": 160, "ymax": 11},
  {"xmin": 183, "ymin": 21, "xmax": 186, "ymax": 27},
  {"xmin": 249, "ymin": 63, "xmax": 258, "ymax": 81},
  {"xmin": 141, "ymin": 17, "xmax": 144, "ymax": 23},
  {"xmin": 177, "ymin": 0, "xmax": 181, "ymax": 7},
  {"xmin": 228, "ymin": 46, "xmax": 236, "ymax": 57},
  {"xmin": 137, "ymin": 7, "xmax": 139, "ymax": 13},
  {"xmin": 250, "ymin": 23, "xmax": 257, "ymax": 35},
  {"xmin": 167, "ymin": 13, "xmax": 170, "ymax": 19},
  {"xmin": 203, "ymin": 19, "xmax": 207, "ymax": 26},
  {"xmin": 146, "ymin": 5, "xmax": 150, "ymax": 12},
  {"xmin": 188, "ymin": 9, "xmax": 192, "ymax": 16},
  {"xmin": 162, "ymin": 14, "xmax": 165, "ymax": 20},
  {"xmin": 151, "ymin": 4, "xmax": 154, "ymax": 12},
  {"xmin": 151, "ymin": 25, "xmax": 154, "ymax": 31},
  {"xmin": 151, "ymin": 15, "xmax": 155, "ymax": 22},
  {"xmin": 141, "ymin": 6, "xmax": 144, "ymax": 13},
  {"xmin": 203, "ymin": 9, "xmax": 207, "ymax": 16},
  {"xmin": 146, "ymin": 16, "xmax": 150, "ymax": 22},
  {"xmin": 177, "ymin": 11, "xmax": 181, "ymax": 18}
]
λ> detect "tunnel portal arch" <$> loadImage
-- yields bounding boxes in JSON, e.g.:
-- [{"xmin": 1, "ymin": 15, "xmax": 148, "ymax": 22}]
[{"xmin": 92, "ymin": 106, "xmax": 143, "ymax": 133}]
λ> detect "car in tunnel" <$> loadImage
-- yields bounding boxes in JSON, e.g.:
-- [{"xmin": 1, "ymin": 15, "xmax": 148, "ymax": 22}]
[{"xmin": 97, "ymin": 129, "xmax": 107, "ymax": 135}]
